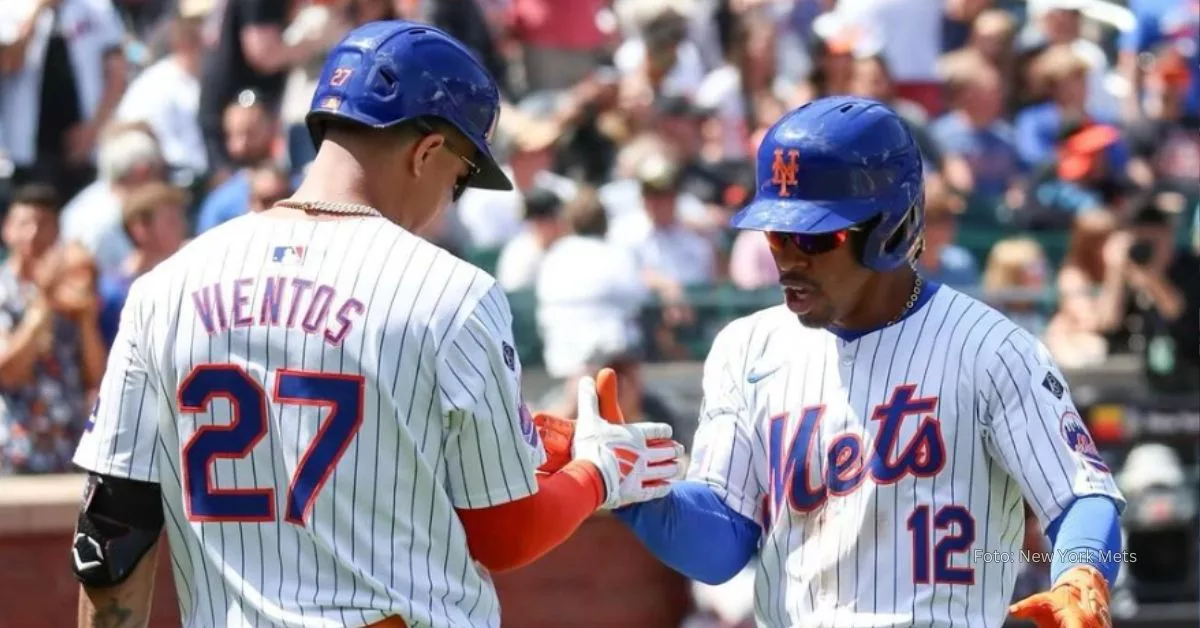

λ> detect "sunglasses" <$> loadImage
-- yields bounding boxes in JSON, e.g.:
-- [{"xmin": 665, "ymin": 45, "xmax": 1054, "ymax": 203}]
[
  {"xmin": 765, "ymin": 228, "xmax": 853, "ymax": 255},
  {"xmin": 415, "ymin": 120, "xmax": 478, "ymax": 201}
]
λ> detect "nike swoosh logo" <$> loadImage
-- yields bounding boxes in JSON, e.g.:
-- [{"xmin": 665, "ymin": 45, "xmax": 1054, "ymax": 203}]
[{"xmin": 747, "ymin": 364, "xmax": 781, "ymax": 384}]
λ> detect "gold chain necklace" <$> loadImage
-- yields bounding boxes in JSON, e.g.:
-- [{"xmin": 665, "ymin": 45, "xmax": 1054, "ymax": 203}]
[
  {"xmin": 274, "ymin": 199, "xmax": 383, "ymax": 218},
  {"xmin": 888, "ymin": 272, "xmax": 924, "ymax": 326}
]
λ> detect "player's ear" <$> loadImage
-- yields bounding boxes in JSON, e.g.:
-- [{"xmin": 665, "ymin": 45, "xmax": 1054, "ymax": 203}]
[{"xmin": 409, "ymin": 133, "xmax": 445, "ymax": 178}]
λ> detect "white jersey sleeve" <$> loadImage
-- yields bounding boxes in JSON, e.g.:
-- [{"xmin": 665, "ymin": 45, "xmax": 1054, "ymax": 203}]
[
  {"xmin": 438, "ymin": 284, "xmax": 543, "ymax": 510},
  {"xmin": 73, "ymin": 274, "xmax": 160, "ymax": 483},
  {"xmin": 687, "ymin": 319, "xmax": 764, "ymax": 525},
  {"xmin": 979, "ymin": 330, "xmax": 1124, "ymax": 530}
]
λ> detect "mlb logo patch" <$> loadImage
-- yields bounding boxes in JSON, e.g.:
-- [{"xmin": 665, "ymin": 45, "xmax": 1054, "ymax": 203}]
[
  {"xmin": 1060, "ymin": 411, "xmax": 1109, "ymax": 473},
  {"xmin": 272, "ymin": 245, "xmax": 307, "ymax": 265}
]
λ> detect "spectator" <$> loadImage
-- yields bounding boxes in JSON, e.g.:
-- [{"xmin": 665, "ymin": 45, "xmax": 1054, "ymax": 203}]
[
  {"xmin": 981, "ymin": 236, "xmax": 1051, "ymax": 337},
  {"xmin": 536, "ymin": 186, "xmax": 648, "ymax": 381},
  {"xmin": 195, "ymin": 90, "xmax": 284, "ymax": 233},
  {"xmin": 197, "ymin": 0, "xmax": 339, "ymax": 182},
  {"xmin": 1014, "ymin": 120, "xmax": 1138, "ymax": 230},
  {"xmin": 1124, "ymin": 45, "xmax": 1200, "ymax": 199},
  {"xmin": 58, "ymin": 122, "xmax": 166, "ymax": 275},
  {"xmin": 1120, "ymin": 194, "xmax": 1200, "ymax": 392},
  {"xmin": 608, "ymin": 151, "xmax": 716, "ymax": 291},
  {"xmin": 0, "ymin": 0, "xmax": 129, "ymax": 201},
  {"xmin": 615, "ymin": 5, "xmax": 705, "ymax": 124},
  {"xmin": 963, "ymin": 9, "xmax": 1021, "ymax": 115},
  {"xmin": 1021, "ymin": 0, "xmax": 1118, "ymax": 120},
  {"xmin": 916, "ymin": 174, "xmax": 979, "ymax": 289},
  {"xmin": 97, "ymin": 181, "xmax": 189, "ymax": 347},
  {"xmin": 0, "ymin": 184, "xmax": 105, "ymax": 475},
  {"xmin": 115, "ymin": 13, "xmax": 208, "ymax": 186},
  {"xmin": 510, "ymin": 0, "xmax": 614, "ymax": 92},
  {"xmin": 1014, "ymin": 44, "xmax": 1126, "ymax": 169},
  {"xmin": 931, "ymin": 53, "xmax": 1024, "ymax": 213},
  {"xmin": 793, "ymin": 10, "xmax": 858, "ymax": 104},
  {"xmin": 1045, "ymin": 210, "xmax": 1127, "ymax": 368},
  {"xmin": 496, "ymin": 185, "xmax": 565, "ymax": 292},
  {"xmin": 835, "ymin": 0, "xmax": 945, "ymax": 116},
  {"xmin": 1118, "ymin": 0, "xmax": 1199, "ymax": 121},
  {"xmin": 279, "ymin": 0, "xmax": 383, "ymax": 174},
  {"xmin": 246, "ymin": 160, "xmax": 291, "ymax": 214}
]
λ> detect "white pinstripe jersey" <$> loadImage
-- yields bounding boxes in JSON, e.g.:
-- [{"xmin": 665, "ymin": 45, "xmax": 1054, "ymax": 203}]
[
  {"xmin": 73, "ymin": 213, "xmax": 545, "ymax": 628},
  {"xmin": 689, "ymin": 286, "xmax": 1124, "ymax": 628}
]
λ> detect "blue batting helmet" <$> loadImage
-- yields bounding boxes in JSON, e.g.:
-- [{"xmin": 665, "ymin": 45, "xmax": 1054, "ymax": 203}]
[
  {"xmin": 730, "ymin": 96, "xmax": 925, "ymax": 271},
  {"xmin": 306, "ymin": 20, "xmax": 512, "ymax": 191}
]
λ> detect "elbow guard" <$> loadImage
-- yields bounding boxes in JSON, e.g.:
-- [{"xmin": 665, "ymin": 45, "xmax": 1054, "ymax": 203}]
[{"xmin": 72, "ymin": 473, "xmax": 164, "ymax": 588}]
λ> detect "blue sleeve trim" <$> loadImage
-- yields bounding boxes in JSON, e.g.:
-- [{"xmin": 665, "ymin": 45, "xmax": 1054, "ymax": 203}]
[
  {"xmin": 612, "ymin": 481, "xmax": 760, "ymax": 585},
  {"xmin": 1047, "ymin": 495, "xmax": 1123, "ymax": 586}
]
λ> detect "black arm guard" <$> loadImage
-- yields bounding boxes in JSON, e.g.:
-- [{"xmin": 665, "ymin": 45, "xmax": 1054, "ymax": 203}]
[{"xmin": 71, "ymin": 473, "xmax": 164, "ymax": 588}]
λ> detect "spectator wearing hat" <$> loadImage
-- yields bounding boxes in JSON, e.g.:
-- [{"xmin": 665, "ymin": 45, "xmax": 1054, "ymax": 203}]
[
  {"xmin": 536, "ymin": 186, "xmax": 649, "ymax": 382},
  {"xmin": 0, "ymin": 0, "xmax": 129, "ymax": 203},
  {"xmin": 915, "ymin": 174, "xmax": 979, "ymax": 289},
  {"xmin": 495, "ymin": 185, "xmax": 566, "ymax": 292},
  {"xmin": 97, "ymin": 181, "xmax": 189, "ymax": 347},
  {"xmin": 0, "ymin": 184, "xmax": 105, "ymax": 475},
  {"xmin": 58, "ymin": 121, "xmax": 167, "ymax": 276},
  {"xmin": 607, "ymin": 148, "xmax": 716, "ymax": 292}
]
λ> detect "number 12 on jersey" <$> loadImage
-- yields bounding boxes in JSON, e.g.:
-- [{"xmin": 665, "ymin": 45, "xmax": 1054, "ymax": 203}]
[
  {"xmin": 908, "ymin": 504, "xmax": 975, "ymax": 585},
  {"xmin": 178, "ymin": 364, "xmax": 365, "ymax": 525}
]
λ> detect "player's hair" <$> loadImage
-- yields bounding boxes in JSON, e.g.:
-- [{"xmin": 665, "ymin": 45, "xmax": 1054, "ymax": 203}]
[
  {"xmin": 8, "ymin": 183, "xmax": 61, "ymax": 214},
  {"xmin": 121, "ymin": 182, "xmax": 190, "ymax": 242},
  {"xmin": 318, "ymin": 116, "xmax": 463, "ymax": 152},
  {"xmin": 563, "ymin": 186, "xmax": 607, "ymax": 237}
]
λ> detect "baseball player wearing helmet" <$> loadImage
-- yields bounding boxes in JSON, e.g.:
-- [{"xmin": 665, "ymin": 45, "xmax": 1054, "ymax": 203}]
[
  {"xmin": 608, "ymin": 96, "xmax": 1126, "ymax": 628},
  {"xmin": 70, "ymin": 21, "xmax": 681, "ymax": 628}
]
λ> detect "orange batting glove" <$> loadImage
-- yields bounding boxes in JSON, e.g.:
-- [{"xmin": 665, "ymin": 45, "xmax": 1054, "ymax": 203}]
[
  {"xmin": 533, "ymin": 368, "xmax": 626, "ymax": 474},
  {"xmin": 1009, "ymin": 566, "xmax": 1112, "ymax": 628},
  {"xmin": 533, "ymin": 368, "xmax": 671, "ymax": 474}
]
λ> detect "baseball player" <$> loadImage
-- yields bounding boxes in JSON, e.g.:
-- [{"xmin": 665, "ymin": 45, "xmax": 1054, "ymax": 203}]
[
  {"xmin": 69, "ymin": 21, "xmax": 681, "ymax": 628},
  {"xmin": 609, "ymin": 96, "xmax": 1126, "ymax": 628}
]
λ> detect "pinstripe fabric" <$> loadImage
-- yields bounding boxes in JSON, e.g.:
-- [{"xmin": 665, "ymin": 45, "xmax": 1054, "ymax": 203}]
[
  {"xmin": 73, "ymin": 212, "xmax": 543, "ymax": 628},
  {"xmin": 686, "ymin": 287, "xmax": 1124, "ymax": 628}
]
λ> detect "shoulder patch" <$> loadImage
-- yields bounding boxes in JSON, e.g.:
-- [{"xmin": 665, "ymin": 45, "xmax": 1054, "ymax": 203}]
[
  {"xmin": 502, "ymin": 341, "xmax": 516, "ymax": 372},
  {"xmin": 1059, "ymin": 411, "xmax": 1109, "ymax": 473},
  {"xmin": 1041, "ymin": 371, "xmax": 1065, "ymax": 400}
]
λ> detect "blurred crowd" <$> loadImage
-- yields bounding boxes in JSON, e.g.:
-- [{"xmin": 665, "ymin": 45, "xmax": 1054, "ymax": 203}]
[{"xmin": 0, "ymin": 0, "xmax": 1198, "ymax": 617}]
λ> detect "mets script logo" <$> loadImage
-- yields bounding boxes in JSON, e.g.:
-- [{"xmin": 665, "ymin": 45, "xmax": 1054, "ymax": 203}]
[
  {"xmin": 767, "ymin": 385, "xmax": 946, "ymax": 516},
  {"xmin": 1060, "ymin": 411, "xmax": 1109, "ymax": 473},
  {"xmin": 771, "ymin": 148, "xmax": 800, "ymax": 197}
]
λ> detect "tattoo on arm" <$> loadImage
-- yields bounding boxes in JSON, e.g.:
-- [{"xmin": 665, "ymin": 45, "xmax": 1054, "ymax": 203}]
[{"xmin": 90, "ymin": 598, "xmax": 133, "ymax": 628}]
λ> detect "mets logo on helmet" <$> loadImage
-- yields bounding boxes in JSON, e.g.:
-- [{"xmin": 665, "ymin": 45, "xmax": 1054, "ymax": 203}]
[
  {"xmin": 1060, "ymin": 411, "xmax": 1109, "ymax": 473},
  {"xmin": 771, "ymin": 148, "xmax": 799, "ymax": 197}
]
